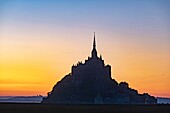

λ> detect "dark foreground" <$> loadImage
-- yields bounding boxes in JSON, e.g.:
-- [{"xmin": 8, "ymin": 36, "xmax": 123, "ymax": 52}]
[{"xmin": 0, "ymin": 103, "xmax": 170, "ymax": 113}]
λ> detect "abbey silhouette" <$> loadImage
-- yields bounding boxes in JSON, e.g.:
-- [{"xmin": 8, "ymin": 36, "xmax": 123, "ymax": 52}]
[{"xmin": 42, "ymin": 33, "xmax": 156, "ymax": 104}]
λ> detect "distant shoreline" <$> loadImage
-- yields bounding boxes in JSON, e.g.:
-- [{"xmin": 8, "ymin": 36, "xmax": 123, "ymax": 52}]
[{"xmin": 0, "ymin": 96, "xmax": 170, "ymax": 104}]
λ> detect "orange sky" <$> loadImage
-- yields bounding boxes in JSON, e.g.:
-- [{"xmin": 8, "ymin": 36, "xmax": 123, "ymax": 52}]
[
  {"xmin": 0, "ymin": 34, "xmax": 170, "ymax": 97},
  {"xmin": 0, "ymin": 0, "xmax": 170, "ymax": 97}
]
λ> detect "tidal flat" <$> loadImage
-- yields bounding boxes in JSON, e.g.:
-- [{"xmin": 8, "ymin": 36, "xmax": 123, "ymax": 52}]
[{"xmin": 0, "ymin": 103, "xmax": 170, "ymax": 113}]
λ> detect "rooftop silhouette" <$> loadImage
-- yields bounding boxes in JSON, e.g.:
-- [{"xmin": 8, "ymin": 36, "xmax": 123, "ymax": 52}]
[{"xmin": 42, "ymin": 34, "xmax": 157, "ymax": 104}]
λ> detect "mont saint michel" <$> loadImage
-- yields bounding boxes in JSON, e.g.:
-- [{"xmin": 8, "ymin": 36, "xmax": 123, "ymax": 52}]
[{"xmin": 42, "ymin": 34, "xmax": 157, "ymax": 104}]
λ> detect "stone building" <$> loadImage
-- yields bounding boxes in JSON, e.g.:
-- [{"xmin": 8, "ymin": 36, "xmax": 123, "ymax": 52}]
[{"xmin": 72, "ymin": 34, "xmax": 111, "ymax": 86}]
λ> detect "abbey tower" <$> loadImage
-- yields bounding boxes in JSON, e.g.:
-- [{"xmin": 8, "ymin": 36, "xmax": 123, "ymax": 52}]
[{"xmin": 72, "ymin": 33, "xmax": 111, "ymax": 86}]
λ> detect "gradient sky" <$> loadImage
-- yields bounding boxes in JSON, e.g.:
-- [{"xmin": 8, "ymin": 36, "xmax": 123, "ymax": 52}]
[{"xmin": 0, "ymin": 0, "xmax": 170, "ymax": 97}]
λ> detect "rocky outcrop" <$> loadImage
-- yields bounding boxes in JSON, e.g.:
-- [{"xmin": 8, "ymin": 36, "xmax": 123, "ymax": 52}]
[{"xmin": 42, "ymin": 75, "xmax": 156, "ymax": 104}]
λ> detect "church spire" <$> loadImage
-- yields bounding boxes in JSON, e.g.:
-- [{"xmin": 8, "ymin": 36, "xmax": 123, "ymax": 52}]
[
  {"xmin": 91, "ymin": 32, "xmax": 97, "ymax": 58},
  {"xmin": 93, "ymin": 32, "xmax": 96, "ymax": 49}
]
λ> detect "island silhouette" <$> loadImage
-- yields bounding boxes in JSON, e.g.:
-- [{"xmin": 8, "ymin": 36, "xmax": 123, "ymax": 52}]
[{"xmin": 42, "ymin": 33, "xmax": 157, "ymax": 104}]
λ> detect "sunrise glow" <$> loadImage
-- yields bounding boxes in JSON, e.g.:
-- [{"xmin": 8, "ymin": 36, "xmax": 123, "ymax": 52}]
[{"xmin": 0, "ymin": 0, "xmax": 170, "ymax": 97}]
